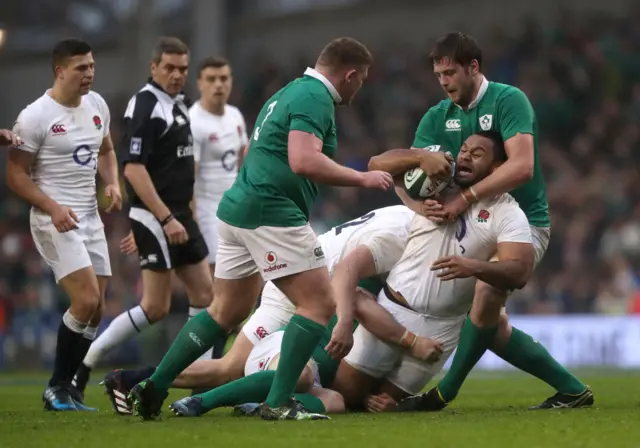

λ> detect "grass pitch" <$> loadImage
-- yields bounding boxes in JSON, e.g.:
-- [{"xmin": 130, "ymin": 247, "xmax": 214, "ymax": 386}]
[{"xmin": 0, "ymin": 370, "xmax": 638, "ymax": 448}]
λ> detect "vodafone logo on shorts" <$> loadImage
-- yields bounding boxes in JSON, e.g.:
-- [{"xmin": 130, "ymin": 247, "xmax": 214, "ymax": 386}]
[{"xmin": 263, "ymin": 251, "xmax": 287, "ymax": 274}]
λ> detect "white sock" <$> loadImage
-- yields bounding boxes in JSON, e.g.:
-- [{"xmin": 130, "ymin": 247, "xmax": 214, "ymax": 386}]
[
  {"xmin": 189, "ymin": 306, "xmax": 214, "ymax": 361},
  {"xmin": 82, "ymin": 306, "xmax": 151, "ymax": 368}
]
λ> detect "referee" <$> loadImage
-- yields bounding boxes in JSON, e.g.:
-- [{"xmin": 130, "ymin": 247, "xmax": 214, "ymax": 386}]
[{"xmin": 77, "ymin": 37, "xmax": 216, "ymax": 388}]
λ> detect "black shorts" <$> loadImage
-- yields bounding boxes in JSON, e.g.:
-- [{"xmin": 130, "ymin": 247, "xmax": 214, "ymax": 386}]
[{"xmin": 129, "ymin": 207, "xmax": 209, "ymax": 271}]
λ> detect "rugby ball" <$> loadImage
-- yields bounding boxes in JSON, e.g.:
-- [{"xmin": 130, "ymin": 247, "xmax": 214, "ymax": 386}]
[{"xmin": 403, "ymin": 145, "xmax": 454, "ymax": 199}]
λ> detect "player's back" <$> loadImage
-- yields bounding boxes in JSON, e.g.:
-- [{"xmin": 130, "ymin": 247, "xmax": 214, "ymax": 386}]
[
  {"xmin": 414, "ymin": 81, "xmax": 549, "ymax": 228},
  {"xmin": 319, "ymin": 205, "xmax": 415, "ymax": 275},
  {"xmin": 189, "ymin": 102, "xmax": 247, "ymax": 204},
  {"xmin": 387, "ymin": 192, "xmax": 528, "ymax": 317},
  {"xmin": 217, "ymin": 73, "xmax": 338, "ymax": 229},
  {"xmin": 14, "ymin": 90, "xmax": 110, "ymax": 217}
]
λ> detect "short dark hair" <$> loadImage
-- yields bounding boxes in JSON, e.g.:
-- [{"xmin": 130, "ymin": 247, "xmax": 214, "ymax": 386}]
[
  {"xmin": 475, "ymin": 131, "xmax": 506, "ymax": 162},
  {"xmin": 197, "ymin": 56, "xmax": 230, "ymax": 77},
  {"xmin": 51, "ymin": 38, "xmax": 92, "ymax": 74},
  {"xmin": 430, "ymin": 32, "xmax": 482, "ymax": 70},
  {"xmin": 151, "ymin": 37, "xmax": 189, "ymax": 63},
  {"xmin": 317, "ymin": 37, "xmax": 373, "ymax": 71}
]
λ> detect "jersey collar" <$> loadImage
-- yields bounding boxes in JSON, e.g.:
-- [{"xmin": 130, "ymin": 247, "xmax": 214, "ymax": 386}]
[
  {"xmin": 458, "ymin": 76, "xmax": 489, "ymax": 111},
  {"xmin": 303, "ymin": 67, "xmax": 342, "ymax": 104}
]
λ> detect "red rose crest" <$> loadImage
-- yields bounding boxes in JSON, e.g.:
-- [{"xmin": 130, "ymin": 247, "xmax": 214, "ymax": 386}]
[
  {"xmin": 477, "ymin": 209, "xmax": 491, "ymax": 223},
  {"xmin": 93, "ymin": 115, "xmax": 102, "ymax": 130}
]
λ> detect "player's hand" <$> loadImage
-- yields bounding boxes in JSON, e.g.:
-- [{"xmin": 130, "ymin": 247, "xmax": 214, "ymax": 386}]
[
  {"xmin": 418, "ymin": 199, "xmax": 446, "ymax": 223},
  {"xmin": 0, "ymin": 129, "xmax": 23, "ymax": 147},
  {"xmin": 360, "ymin": 171, "xmax": 394, "ymax": 191},
  {"xmin": 431, "ymin": 255, "xmax": 478, "ymax": 281},
  {"xmin": 325, "ymin": 319, "xmax": 354, "ymax": 360},
  {"xmin": 120, "ymin": 231, "xmax": 138, "ymax": 255},
  {"xmin": 409, "ymin": 337, "xmax": 444, "ymax": 363},
  {"xmin": 163, "ymin": 218, "xmax": 189, "ymax": 245},
  {"xmin": 104, "ymin": 184, "xmax": 123, "ymax": 213},
  {"xmin": 51, "ymin": 205, "xmax": 80, "ymax": 233},
  {"xmin": 438, "ymin": 190, "xmax": 470, "ymax": 222},
  {"xmin": 366, "ymin": 393, "xmax": 398, "ymax": 413},
  {"xmin": 418, "ymin": 151, "xmax": 454, "ymax": 181}
]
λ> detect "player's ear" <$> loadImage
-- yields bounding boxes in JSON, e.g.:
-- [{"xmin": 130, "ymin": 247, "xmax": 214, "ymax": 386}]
[{"xmin": 344, "ymin": 68, "xmax": 357, "ymax": 84}]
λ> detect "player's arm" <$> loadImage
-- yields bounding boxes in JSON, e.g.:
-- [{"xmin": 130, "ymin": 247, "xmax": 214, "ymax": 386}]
[
  {"xmin": 122, "ymin": 94, "xmax": 172, "ymax": 221},
  {"xmin": 368, "ymin": 108, "xmax": 452, "ymax": 179},
  {"xmin": 6, "ymin": 148, "xmax": 57, "ymax": 215},
  {"xmin": 98, "ymin": 134, "xmax": 123, "ymax": 213},
  {"xmin": 464, "ymin": 90, "xmax": 535, "ymax": 202},
  {"xmin": 287, "ymin": 98, "xmax": 391, "ymax": 189},
  {"xmin": 433, "ymin": 207, "xmax": 534, "ymax": 290},
  {"xmin": 237, "ymin": 112, "xmax": 250, "ymax": 170}
]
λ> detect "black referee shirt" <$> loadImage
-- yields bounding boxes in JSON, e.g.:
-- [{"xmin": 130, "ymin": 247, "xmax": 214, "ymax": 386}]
[{"xmin": 121, "ymin": 79, "xmax": 195, "ymax": 211}]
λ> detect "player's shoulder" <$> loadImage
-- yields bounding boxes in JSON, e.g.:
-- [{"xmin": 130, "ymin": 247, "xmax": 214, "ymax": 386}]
[
  {"xmin": 83, "ymin": 91, "xmax": 109, "ymax": 112},
  {"xmin": 420, "ymin": 99, "xmax": 452, "ymax": 122},
  {"xmin": 16, "ymin": 93, "xmax": 52, "ymax": 123},
  {"xmin": 225, "ymin": 104, "xmax": 246, "ymax": 121},
  {"xmin": 286, "ymin": 77, "xmax": 333, "ymax": 105},
  {"xmin": 489, "ymin": 82, "xmax": 529, "ymax": 102},
  {"xmin": 473, "ymin": 193, "xmax": 526, "ymax": 223}
]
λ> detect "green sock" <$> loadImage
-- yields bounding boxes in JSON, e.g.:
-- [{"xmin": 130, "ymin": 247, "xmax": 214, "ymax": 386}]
[
  {"xmin": 438, "ymin": 316, "xmax": 497, "ymax": 402},
  {"xmin": 199, "ymin": 371, "xmax": 275, "ymax": 412},
  {"xmin": 293, "ymin": 393, "xmax": 326, "ymax": 414},
  {"xmin": 265, "ymin": 314, "xmax": 326, "ymax": 408},
  {"xmin": 150, "ymin": 311, "xmax": 225, "ymax": 391},
  {"xmin": 494, "ymin": 327, "xmax": 586, "ymax": 395}
]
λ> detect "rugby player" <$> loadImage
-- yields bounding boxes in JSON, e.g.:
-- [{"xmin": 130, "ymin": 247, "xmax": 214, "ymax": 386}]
[
  {"xmin": 189, "ymin": 56, "xmax": 249, "ymax": 360},
  {"xmin": 74, "ymin": 37, "xmax": 215, "ymax": 392},
  {"xmin": 128, "ymin": 36, "xmax": 453, "ymax": 421},
  {"xmin": 334, "ymin": 131, "xmax": 534, "ymax": 409},
  {"xmin": 0, "ymin": 129, "xmax": 22, "ymax": 147},
  {"xmin": 103, "ymin": 205, "xmax": 441, "ymax": 414},
  {"xmin": 7, "ymin": 38, "xmax": 121, "ymax": 410},
  {"xmin": 368, "ymin": 32, "xmax": 592, "ymax": 410}
]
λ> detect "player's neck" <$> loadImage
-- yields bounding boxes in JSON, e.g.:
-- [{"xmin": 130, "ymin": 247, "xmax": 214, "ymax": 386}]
[
  {"xmin": 200, "ymin": 99, "xmax": 225, "ymax": 116},
  {"xmin": 49, "ymin": 84, "xmax": 82, "ymax": 108},
  {"xmin": 459, "ymin": 75, "xmax": 485, "ymax": 110}
]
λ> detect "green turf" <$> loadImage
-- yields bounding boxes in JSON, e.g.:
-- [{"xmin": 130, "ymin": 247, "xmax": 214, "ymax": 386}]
[{"xmin": 0, "ymin": 371, "xmax": 638, "ymax": 448}]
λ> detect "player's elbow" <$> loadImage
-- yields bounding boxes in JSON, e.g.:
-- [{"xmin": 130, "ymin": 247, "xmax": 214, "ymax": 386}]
[
  {"xmin": 123, "ymin": 162, "xmax": 141, "ymax": 181},
  {"xmin": 511, "ymin": 262, "xmax": 533, "ymax": 290},
  {"xmin": 367, "ymin": 155, "xmax": 383, "ymax": 172},
  {"xmin": 5, "ymin": 167, "xmax": 25, "ymax": 194},
  {"xmin": 289, "ymin": 150, "xmax": 312, "ymax": 175},
  {"xmin": 510, "ymin": 157, "xmax": 534, "ymax": 183}
]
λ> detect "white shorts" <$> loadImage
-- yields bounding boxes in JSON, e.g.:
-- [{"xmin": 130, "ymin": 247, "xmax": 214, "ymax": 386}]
[
  {"xmin": 196, "ymin": 206, "xmax": 219, "ymax": 265},
  {"xmin": 344, "ymin": 292, "xmax": 465, "ymax": 395},
  {"xmin": 245, "ymin": 330, "xmax": 320, "ymax": 386},
  {"xmin": 30, "ymin": 210, "xmax": 111, "ymax": 283},
  {"xmin": 241, "ymin": 282, "xmax": 296, "ymax": 345},
  {"xmin": 214, "ymin": 218, "xmax": 326, "ymax": 281},
  {"xmin": 531, "ymin": 226, "xmax": 550, "ymax": 267}
]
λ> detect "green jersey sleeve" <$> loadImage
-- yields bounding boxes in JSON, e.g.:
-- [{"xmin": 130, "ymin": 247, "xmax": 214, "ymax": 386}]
[
  {"xmin": 412, "ymin": 107, "xmax": 440, "ymax": 148},
  {"xmin": 289, "ymin": 93, "xmax": 333, "ymax": 140},
  {"xmin": 497, "ymin": 89, "xmax": 535, "ymax": 141}
]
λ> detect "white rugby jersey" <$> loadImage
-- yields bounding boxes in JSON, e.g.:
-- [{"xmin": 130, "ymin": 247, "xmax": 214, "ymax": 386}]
[
  {"xmin": 386, "ymin": 193, "xmax": 532, "ymax": 317},
  {"xmin": 12, "ymin": 90, "xmax": 110, "ymax": 217},
  {"xmin": 262, "ymin": 205, "xmax": 415, "ymax": 314},
  {"xmin": 190, "ymin": 102, "xmax": 248, "ymax": 206}
]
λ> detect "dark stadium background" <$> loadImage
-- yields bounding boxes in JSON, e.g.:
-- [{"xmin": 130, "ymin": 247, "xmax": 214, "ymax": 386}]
[{"xmin": 0, "ymin": 0, "xmax": 638, "ymax": 371}]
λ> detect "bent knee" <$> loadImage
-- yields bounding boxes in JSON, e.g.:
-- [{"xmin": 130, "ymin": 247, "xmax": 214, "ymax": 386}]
[
  {"xmin": 321, "ymin": 389, "xmax": 346, "ymax": 414},
  {"xmin": 295, "ymin": 365, "xmax": 316, "ymax": 393},
  {"xmin": 140, "ymin": 299, "xmax": 171, "ymax": 323}
]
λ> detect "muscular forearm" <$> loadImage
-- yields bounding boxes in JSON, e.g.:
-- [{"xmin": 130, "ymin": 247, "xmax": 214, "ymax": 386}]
[
  {"xmin": 395, "ymin": 186, "xmax": 424, "ymax": 214},
  {"xmin": 331, "ymin": 267, "xmax": 357, "ymax": 324},
  {"xmin": 124, "ymin": 164, "xmax": 171, "ymax": 220},
  {"xmin": 355, "ymin": 294, "xmax": 408, "ymax": 346},
  {"xmin": 6, "ymin": 171, "xmax": 58, "ymax": 214},
  {"xmin": 98, "ymin": 149, "xmax": 119, "ymax": 186},
  {"xmin": 471, "ymin": 158, "xmax": 532, "ymax": 201},
  {"xmin": 295, "ymin": 151, "xmax": 364, "ymax": 187},
  {"xmin": 468, "ymin": 258, "xmax": 530, "ymax": 290},
  {"xmin": 368, "ymin": 149, "xmax": 423, "ymax": 176}
]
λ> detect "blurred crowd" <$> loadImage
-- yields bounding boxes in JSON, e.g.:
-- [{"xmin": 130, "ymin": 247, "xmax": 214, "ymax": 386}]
[{"xmin": 1, "ymin": 10, "xmax": 639, "ymax": 366}]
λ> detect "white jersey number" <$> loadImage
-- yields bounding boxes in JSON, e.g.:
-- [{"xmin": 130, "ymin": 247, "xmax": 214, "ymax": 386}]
[
  {"xmin": 253, "ymin": 101, "xmax": 277, "ymax": 142},
  {"xmin": 335, "ymin": 211, "xmax": 375, "ymax": 235}
]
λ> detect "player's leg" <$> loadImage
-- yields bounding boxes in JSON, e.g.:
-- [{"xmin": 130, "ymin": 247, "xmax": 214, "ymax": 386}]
[
  {"xmin": 81, "ymin": 215, "xmax": 176, "ymax": 372},
  {"xmin": 31, "ymin": 213, "xmax": 102, "ymax": 411},
  {"xmin": 491, "ymin": 313, "xmax": 592, "ymax": 409}
]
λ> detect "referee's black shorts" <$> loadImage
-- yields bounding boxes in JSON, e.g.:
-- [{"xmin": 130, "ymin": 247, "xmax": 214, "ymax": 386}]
[{"xmin": 129, "ymin": 207, "xmax": 209, "ymax": 271}]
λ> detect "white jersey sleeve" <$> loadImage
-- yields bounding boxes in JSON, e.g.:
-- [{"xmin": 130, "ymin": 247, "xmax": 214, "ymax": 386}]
[
  {"xmin": 491, "ymin": 195, "xmax": 532, "ymax": 244},
  {"xmin": 87, "ymin": 92, "xmax": 111, "ymax": 138},
  {"xmin": 351, "ymin": 231, "xmax": 407, "ymax": 276},
  {"xmin": 13, "ymin": 106, "xmax": 45, "ymax": 154}
]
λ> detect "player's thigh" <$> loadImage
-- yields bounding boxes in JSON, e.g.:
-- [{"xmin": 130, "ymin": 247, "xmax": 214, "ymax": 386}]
[
  {"xmin": 273, "ymin": 267, "xmax": 334, "ymax": 321},
  {"xmin": 174, "ymin": 258, "xmax": 214, "ymax": 308},
  {"xmin": 241, "ymin": 285, "xmax": 295, "ymax": 345},
  {"xmin": 197, "ymin": 209, "xmax": 219, "ymax": 265},
  {"xmin": 211, "ymin": 274, "xmax": 263, "ymax": 331},
  {"xmin": 30, "ymin": 211, "xmax": 94, "ymax": 285},
  {"xmin": 213, "ymin": 218, "xmax": 259, "ymax": 280},
  {"xmin": 139, "ymin": 269, "xmax": 174, "ymax": 322}
]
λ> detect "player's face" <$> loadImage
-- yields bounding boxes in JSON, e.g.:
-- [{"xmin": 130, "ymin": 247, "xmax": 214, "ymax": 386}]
[
  {"xmin": 339, "ymin": 66, "xmax": 369, "ymax": 105},
  {"xmin": 433, "ymin": 57, "xmax": 477, "ymax": 106},
  {"xmin": 151, "ymin": 53, "xmax": 189, "ymax": 97},
  {"xmin": 56, "ymin": 53, "xmax": 95, "ymax": 96},
  {"xmin": 455, "ymin": 135, "xmax": 498, "ymax": 187},
  {"xmin": 197, "ymin": 65, "xmax": 233, "ymax": 107}
]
